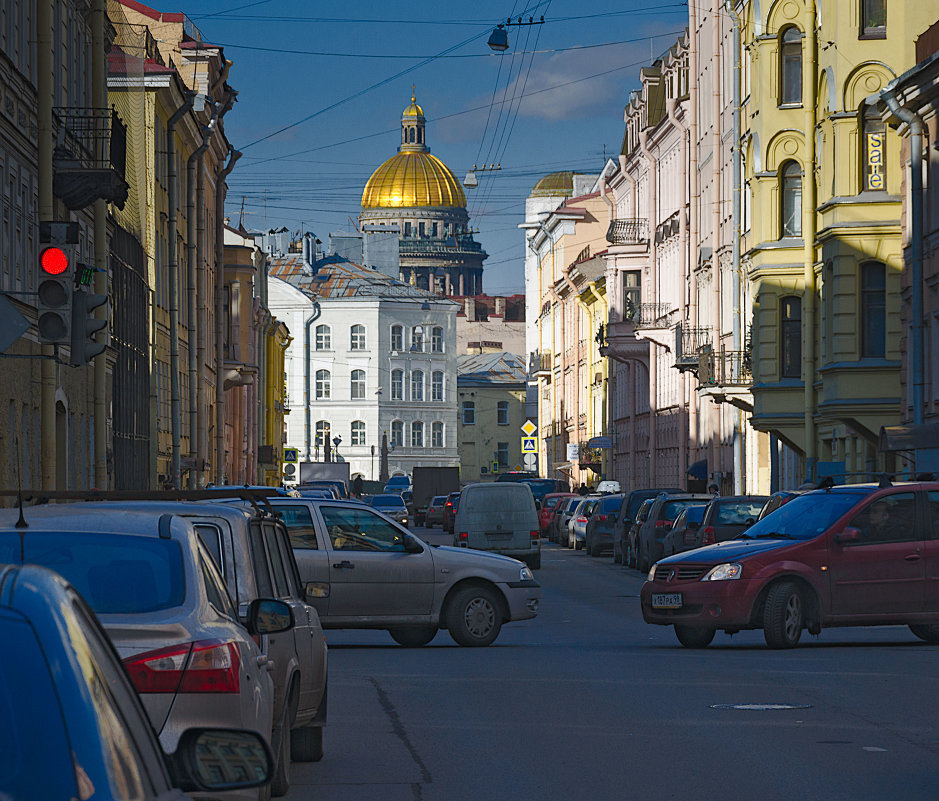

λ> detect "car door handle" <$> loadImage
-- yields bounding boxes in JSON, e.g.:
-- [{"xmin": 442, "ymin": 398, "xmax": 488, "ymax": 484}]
[
  {"xmin": 905, "ymin": 554, "xmax": 922, "ymax": 562},
  {"xmin": 256, "ymin": 654, "xmax": 270, "ymax": 667},
  {"xmin": 332, "ymin": 560, "xmax": 355, "ymax": 569}
]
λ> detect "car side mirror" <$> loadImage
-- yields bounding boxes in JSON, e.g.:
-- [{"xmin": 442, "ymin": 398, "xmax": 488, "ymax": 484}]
[
  {"xmin": 404, "ymin": 535, "xmax": 424, "ymax": 554},
  {"xmin": 246, "ymin": 598, "xmax": 293, "ymax": 635},
  {"xmin": 744, "ymin": 517, "xmax": 755, "ymax": 527},
  {"xmin": 835, "ymin": 526, "xmax": 861, "ymax": 545},
  {"xmin": 166, "ymin": 728, "xmax": 273, "ymax": 793}
]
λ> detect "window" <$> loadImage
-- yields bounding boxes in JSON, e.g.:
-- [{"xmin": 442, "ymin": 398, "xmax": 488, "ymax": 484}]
[
  {"xmin": 623, "ymin": 271, "xmax": 640, "ymax": 321},
  {"xmin": 418, "ymin": 222, "xmax": 425, "ymax": 237},
  {"xmin": 861, "ymin": 0, "xmax": 886, "ymax": 37},
  {"xmin": 462, "ymin": 401, "xmax": 475, "ymax": 424},
  {"xmin": 411, "ymin": 326, "xmax": 424, "ymax": 352},
  {"xmin": 780, "ymin": 27, "xmax": 803, "ymax": 106},
  {"xmin": 315, "ymin": 420, "xmax": 331, "ymax": 451},
  {"xmin": 195, "ymin": 524, "xmax": 224, "ymax": 571},
  {"xmin": 497, "ymin": 442, "xmax": 509, "ymax": 467},
  {"xmin": 781, "ymin": 161, "xmax": 802, "ymax": 238},
  {"xmin": 320, "ymin": 505, "xmax": 406, "ymax": 552},
  {"xmin": 431, "ymin": 326, "xmax": 443, "ymax": 352},
  {"xmin": 351, "ymin": 420, "xmax": 366, "ymax": 446},
  {"xmin": 391, "ymin": 369, "xmax": 403, "ymax": 400},
  {"xmin": 351, "ymin": 369, "xmax": 366, "ymax": 400},
  {"xmin": 862, "ymin": 106, "xmax": 886, "ymax": 191},
  {"xmin": 780, "ymin": 296, "xmax": 802, "ymax": 379},
  {"xmin": 315, "ymin": 369, "xmax": 331, "ymax": 399},
  {"xmin": 847, "ymin": 493, "xmax": 916, "ymax": 543},
  {"xmin": 391, "ymin": 324, "xmax": 403, "ymax": 351},
  {"xmin": 431, "ymin": 370, "xmax": 444, "ymax": 402},
  {"xmin": 411, "ymin": 370, "xmax": 424, "ymax": 401},
  {"xmin": 411, "ymin": 421, "xmax": 424, "ymax": 447},
  {"xmin": 497, "ymin": 401, "xmax": 509, "ymax": 425},
  {"xmin": 432, "ymin": 421, "xmax": 444, "ymax": 447},
  {"xmin": 404, "ymin": 222, "xmax": 412, "ymax": 237},
  {"xmin": 315, "ymin": 324, "xmax": 330, "ymax": 350},
  {"xmin": 861, "ymin": 262, "xmax": 886, "ymax": 358},
  {"xmin": 391, "ymin": 420, "xmax": 404, "ymax": 447},
  {"xmin": 261, "ymin": 524, "xmax": 291, "ymax": 599},
  {"xmin": 277, "ymin": 504, "xmax": 318, "ymax": 550},
  {"xmin": 350, "ymin": 324, "xmax": 366, "ymax": 350}
]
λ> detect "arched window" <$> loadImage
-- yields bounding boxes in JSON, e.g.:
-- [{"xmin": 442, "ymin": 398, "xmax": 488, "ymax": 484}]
[
  {"xmin": 315, "ymin": 420, "xmax": 330, "ymax": 450},
  {"xmin": 315, "ymin": 324, "xmax": 331, "ymax": 350},
  {"xmin": 315, "ymin": 369, "xmax": 331, "ymax": 399},
  {"xmin": 351, "ymin": 420, "xmax": 366, "ymax": 446},
  {"xmin": 781, "ymin": 161, "xmax": 802, "ymax": 238},
  {"xmin": 431, "ymin": 371, "xmax": 444, "ymax": 402},
  {"xmin": 391, "ymin": 324, "xmax": 403, "ymax": 351},
  {"xmin": 390, "ymin": 420, "xmax": 403, "ymax": 447},
  {"xmin": 409, "ymin": 127, "xmax": 415, "ymax": 143},
  {"xmin": 350, "ymin": 369, "xmax": 366, "ymax": 400},
  {"xmin": 861, "ymin": 262, "xmax": 886, "ymax": 358},
  {"xmin": 350, "ymin": 324, "xmax": 366, "ymax": 350},
  {"xmin": 391, "ymin": 369, "xmax": 403, "ymax": 400},
  {"xmin": 411, "ymin": 325, "xmax": 424, "ymax": 352},
  {"xmin": 497, "ymin": 401, "xmax": 510, "ymax": 425},
  {"xmin": 411, "ymin": 421, "xmax": 424, "ymax": 448},
  {"xmin": 432, "ymin": 421, "xmax": 444, "ymax": 448},
  {"xmin": 411, "ymin": 370, "xmax": 424, "ymax": 402},
  {"xmin": 431, "ymin": 326, "xmax": 443, "ymax": 352},
  {"xmin": 780, "ymin": 27, "xmax": 803, "ymax": 105},
  {"xmin": 780, "ymin": 296, "xmax": 802, "ymax": 379}
]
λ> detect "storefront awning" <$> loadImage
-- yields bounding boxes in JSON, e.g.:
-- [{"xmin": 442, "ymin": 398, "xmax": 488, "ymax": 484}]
[
  {"xmin": 879, "ymin": 424, "xmax": 939, "ymax": 452},
  {"xmin": 686, "ymin": 459, "xmax": 708, "ymax": 480}
]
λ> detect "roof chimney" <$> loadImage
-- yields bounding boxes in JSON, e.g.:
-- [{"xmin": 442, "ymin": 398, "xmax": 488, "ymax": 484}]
[
  {"xmin": 493, "ymin": 296, "xmax": 506, "ymax": 317},
  {"xmin": 301, "ymin": 232, "xmax": 315, "ymax": 276},
  {"xmin": 464, "ymin": 297, "xmax": 476, "ymax": 320}
]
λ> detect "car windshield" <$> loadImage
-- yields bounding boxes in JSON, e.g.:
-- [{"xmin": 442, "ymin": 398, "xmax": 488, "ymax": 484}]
[
  {"xmin": 0, "ymin": 533, "xmax": 185, "ymax": 614},
  {"xmin": 742, "ymin": 491, "xmax": 870, "ymax": 540},
  {"xmin": 545, "ymin": 496, "xmax": 564, "ymax": 509},
  {"xmin": 371, "ymin": 495, "xmax": 406, "ymax": 508}
]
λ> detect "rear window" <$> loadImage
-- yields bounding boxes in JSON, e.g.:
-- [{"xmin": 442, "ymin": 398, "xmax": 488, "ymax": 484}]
[
  {"xmin": 626, "ymin": 492, "xmax": 658, "ymax": 521},
  {"xmin": 0, "ymin": 533, "xmax": 185, "ymax": 614},
  {"xmin": 599, "ymin": 496, "xmax": 623, "ymax": 513},
  {"xmin": 661, "ymin": 500, "xmax": 703, "ymax": 522},
  {"xmin": 545, "ymin": 496, "xmax": 563, "ymax": 509},
  {"xmin": 715, "ymin": 500, "xmax": 766, "ymax": 524},
  {"xmin": 432, "ymin": 496, "xmax": 447, "ymax": 504},
  {"xmin": 372, "ymin": 495, "xmax": 406, "ymax": 508}
]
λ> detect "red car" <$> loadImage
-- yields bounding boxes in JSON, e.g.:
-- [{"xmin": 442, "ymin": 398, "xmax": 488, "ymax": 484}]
[
  {"xmin": 641, "ymin": 482, "xmax": 939, "ymax": 649},
  {"xmin": 539, "ymin": 492, "xmax": 576, "ymax": 534}
]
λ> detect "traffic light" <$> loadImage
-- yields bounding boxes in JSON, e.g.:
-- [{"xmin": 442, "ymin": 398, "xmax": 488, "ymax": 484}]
[
  {"xmin": 69, "ymin": 288, "xmax": 108, "ymax": 366},
  {"xmin": 37, "ymin": 244, "xmax": 73, "ymax": 343}
]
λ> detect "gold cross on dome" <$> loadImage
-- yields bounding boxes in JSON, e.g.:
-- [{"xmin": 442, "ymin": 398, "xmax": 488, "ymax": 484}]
[{"xmin": 411, "ymin": 84, "xmax": 416, "ymax": 102}]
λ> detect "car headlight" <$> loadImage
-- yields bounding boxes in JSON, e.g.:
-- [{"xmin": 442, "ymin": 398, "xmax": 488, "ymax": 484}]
[
  {"xmin": 701, "ymin": 563, "xmax": 742, "ymax": 581},
  {"xmin": 519, "ymin": 566, "xmax": 534, "ymax": 582},
  {"xmin": 647, "ymin": 565, "xmax": 656, "ymax": 582}
]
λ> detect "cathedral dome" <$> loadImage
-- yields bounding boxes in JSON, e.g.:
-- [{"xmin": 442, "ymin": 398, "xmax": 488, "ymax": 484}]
[{"xmin": 361, "ymin": 92, "xmax": 466, "ymax": 210}]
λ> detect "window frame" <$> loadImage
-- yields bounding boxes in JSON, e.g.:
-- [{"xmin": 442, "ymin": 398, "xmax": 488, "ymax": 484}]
[
  {"xmin": 780, "ymin": 160, "xmax": 803, "ymax": 239},
  {"xmin": 860, "ymin": 261, "xmax": 886, "ymax": 358},
  {"xmin": 431, "ymin": 420, "xmax": 444, "ymax": 447},
  {"xmin": 315, "ymin": 323, "xmax": 331, "ymax": 351},
  {"xmin": 350, "ymin": 369, "xmax": 366, "ymax": 400},
  {"xmin": 391, "ymin": 420, "xmax": 404, "ymax": 447},
  {"xmin": 780, "ymin": 295, "xmax": 802, "ymax": 380},
  {"xmin": 315, "ymin": 368, "xmax": 331, "ymax": 400},
  {"xmin": 497, "ymin": 400, "xmax": 510, "ymax": 426},
  {"xmin": 350, "ymin": 324, "xmax": 366, "ymax": 351},
  {"xmin": 391, "ymin": 368, "xmax": 403, "ymax": 400},
  {"xmin": 411, "ymin": 369, "xmax": 424, "ymax": 402},
  {"xmin": 431, "ymin": 326, "xmax": 444, "ymax": 353},
  {"xmin": 431, "ymin": 370, "xmax": 444, "ymax": 402},
  {"xmin": 779, "ymin": 26, "xmax": 803, "ymax": 107},
  {"xmin": 411, "ymin": 420, "xmax": 424, "ymax": 448},
  {"xmin": 351, "ymin": 419, "xmax": 366, "ymax": 446},
  {"xmin": 860, "ymin": 0, "xmax": 886, "ymax": 38},
  {"xmin": 390, "ymin": 324, "xmax": 403, "ymax": 352},
  {"xmin": 462, "ymin": 400, "xmax": 475, "ymax": 425},
  {"xmin": 411, "ymin": 325, "xmax": 424, "ymax": 352}
]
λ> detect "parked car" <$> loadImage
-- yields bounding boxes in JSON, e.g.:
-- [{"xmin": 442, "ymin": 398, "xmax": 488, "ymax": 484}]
[
  {"xmin": 539, "ymin": 492, "xmax": 576, "ymax": 535},
  {"xmin": 758, "ymin": 489, "xmax": 803, "ymax": 519},
  {"xmin": 688, "ymin": 495, "xmax": 769, "ymax": 548},
  {"xmin": 567, "ymin": 497, "xmax": 599, "ymax": 550},
  {"xmin": 0, "ymin": 563, "xmax": 274, "ymax": 801},
  {"xmin": 299, "ymin": 480, "xmax": 347, "ymax": 499},
  {"xmin": 624, "ymin": 498, "xmax": 655, "ymax": 568},
  {"xmin": 661, "ymin": 504, "xmax": 708, "ymax": 556},
  {"xmin": 383, "ymin": 475, "xmax": 411, "ymax": 493},
  {"xmin": 641, "ymin": 481, "xmax": 939, "ymax": 649},
  {"xmin": 455, "ymin": 482, "xmax": 542, "ymax": 569},
  {"xmin": 636, "ymin": 493, "xmax": 713, "ymax": 572},
  {"xmin": 585, "ymin": 494, "xmax": 624, "ymax": 556},
  {"xmin": 442, "ymin": 491, "xmax": 461, "ymax": 534},
  {"xmin": 613, "ymin": 488, "xmax": 683, "ymax": 565},
  {"xmin": 0, "ymin": 506, "xmax": 288, "ymax": 801},
  {"xmin": 520, "ymin": 478, "xmax": 569, "ymax": 505},
  {"xmin": 552, "ymin": 496, "xmax": 582, "ymax": 544},
  {"xmin": 255, "ymin": 497, "xmax": 541, "ymax": 647},
  {"xmin": 424, "ymin": 495, "xmax": 448, "ymax": 527},
  {"xmin": 369, "ymin": 493, "xmax": 410, "ymax": 525}
]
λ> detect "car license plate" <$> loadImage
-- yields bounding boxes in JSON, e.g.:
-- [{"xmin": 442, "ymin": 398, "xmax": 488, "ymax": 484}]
[{"xmin": 652, "ymin": 593, "xmax": 682, "ymax": 609}]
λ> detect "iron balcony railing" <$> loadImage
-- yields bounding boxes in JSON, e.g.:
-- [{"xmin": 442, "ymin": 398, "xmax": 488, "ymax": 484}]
[
  {"xmin": 531, "ymin": 350, "xmax": 553, "ymax": 373},
  {"xmin": 398, "ymin": 236, "xmax": 484, "ymax": 254},
  {"xmin": 674, "ymin": 324, "xmax": 712, "ymax": 369},
  {"xmin": 52, "ymin": 106, "xmax": 128, "ymax": 209},
  {"xmin": 606, "ymin": 218, "xmax": 649, "ymax": 245},
  {"xmin": 633, "ymin": 302, "xmax": 674, "ymax": 328},
  {"xmin": 697, "ymin": 347, "xmax": 752, "ymax": 388}
]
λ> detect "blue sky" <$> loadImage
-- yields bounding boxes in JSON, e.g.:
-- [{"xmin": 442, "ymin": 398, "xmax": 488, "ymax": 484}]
[{"xmin": 182, "ymin": 0, "xmax": 688, "ymax": 293}]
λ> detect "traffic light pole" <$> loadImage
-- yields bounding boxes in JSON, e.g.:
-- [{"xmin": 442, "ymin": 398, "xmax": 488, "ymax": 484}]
[{"xmin": 92, "ymin": 0, "xmax": 108, "ymax": 489}]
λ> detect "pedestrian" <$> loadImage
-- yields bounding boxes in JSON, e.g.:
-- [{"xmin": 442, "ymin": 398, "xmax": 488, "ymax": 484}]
[
  {"xmin": 352, "ymin": 474, "xmax": 364, "ymax": 499},
  {"xmin": 708, "ymin": 483, "xmax": 720, "ymax": 497},
  {"xmin": 577, "ymin": 482, "xmax": 588, "ymax": 496}
]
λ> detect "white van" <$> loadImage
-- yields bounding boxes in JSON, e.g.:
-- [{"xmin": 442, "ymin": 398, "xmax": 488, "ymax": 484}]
[{"xmin": 453, "ymin": 483, "xmax": 541, "ymax": 569}]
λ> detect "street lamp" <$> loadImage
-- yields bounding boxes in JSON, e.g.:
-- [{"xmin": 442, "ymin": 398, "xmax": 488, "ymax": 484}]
[
  {"xmin": 332, "ymin": 435, "xmax": 342, "ymax": 460},
  {"xmin": 487, "ymin": 25, "xmax": 509, "ymax": 51}
]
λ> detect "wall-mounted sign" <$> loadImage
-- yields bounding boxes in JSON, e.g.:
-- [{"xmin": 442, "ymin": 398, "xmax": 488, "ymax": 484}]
[
  {"xmin": 865, "ymin": 132, "xmax": 885, "ymax": 191},
  {"xmin": 566, "ymin": 443, "xmax": 579, "ymax": 462}
]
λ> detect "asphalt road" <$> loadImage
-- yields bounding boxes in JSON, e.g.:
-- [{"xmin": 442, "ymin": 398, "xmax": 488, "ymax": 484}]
[{"xmin": 285, "ymin": 533, "xmax": 939, "ymax": 801}]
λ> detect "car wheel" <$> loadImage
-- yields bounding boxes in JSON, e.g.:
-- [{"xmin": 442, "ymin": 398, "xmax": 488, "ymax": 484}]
[
  {"xmin": 909, "ymin": 624, "xmax": 939, "ymax": 642},
  {"xmin": 613, "ymin": 543, "xmax": 622, "ymax": 565},
  {"xmin": 447, "ymin": 585, "xmax": 503, "ymax": 647},
  {"xmin": 526, "ymin": 553, "xmax": 541, "ymax": 570},
  {"xmin": 270, "ymin": 702, "xmax": 292, "ymax": 797},
  {"xmin": 290, "ymin": 725, "xmax": 324, "ymax": 762},
  {"xmin": 587, "ymin": 540, "xmax": 597, "ymax": 557},
  {"xmin": 763, "ymin": 581, "xmax": 804, "ymax": 649},
  {"xmin": 674, "ymin": 625, "xmax": 715, "ymax": 648},
  {"xmin": 637, "ymin": 545, "xmax": 648, "ymax": 574},
  {"xmin": 389, "ymin": 626, "xmax": 438, "ymax": 647}
]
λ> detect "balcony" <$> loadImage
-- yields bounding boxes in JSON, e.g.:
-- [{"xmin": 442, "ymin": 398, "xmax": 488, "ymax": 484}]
[
  {"xmin": 398, "ymin": 235, "xmax": 484, "ymax": 256},
  {"xmin": 632, "ymin": 303, "xmax": 675, "ymax": 329},
  {"xmin": 531, "ymin": 350, "xmax": 552, "ymax": 375},
  {"xmin": 606, "ymin": 219, "xmax": 649, "ymax": 245},
  {"xmin": 53, "ymin": 107, "xmax": 129, "ymax": 210},
  {"xmin": 673, "ymin": 325, "xmax": 711, "ymax": 372},
  {"xmin": 696, "ymin": 346, "xmax": 753, "ymax": 411}
]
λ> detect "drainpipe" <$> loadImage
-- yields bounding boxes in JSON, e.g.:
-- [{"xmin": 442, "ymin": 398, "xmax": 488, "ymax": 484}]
[
  {"xmin": 727, "ymin": 0, "xmax": 744, "ymax": 494},
  {"xmin": 881, "ymin": 85, "xmax": 925, "ymax": 428},
  {"xmin": 167, "ymin": 94, "xmax": 195, "ymax": 489},
  {"xmin": 303, "ymin": 302, "xmax": 322, "ymax": 459},
  {"xmin": 215, "ymin": 146, "xmax": 242, "ymax": 484},
  {"xmin": 711, "ymin": 2, "xmax": 723, "ymax": 490},
  {"xmin": 639, "ymin": 130, "xmax": 659, "ymax": 485},
  {"xmin": 186, "ymin": 99, "xmax": 217, "ymax": 488},
  {"xmin": 584, "ymin": 281, "xmax": 608, "ymax": 477},
  {"xmin": 802, "ymin": 0, "xmax": 818, "ymax": 481},
  {"xmin": 687, "ymin": 0, "xmax": 700, "ymax": 480}
]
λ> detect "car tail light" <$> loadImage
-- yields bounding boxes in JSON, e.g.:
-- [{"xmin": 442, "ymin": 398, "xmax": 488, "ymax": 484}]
[
  {"xmin": 701, "ymin": 525, "xmax": 716, "ymax": 545},
  {"xmin": 655, "ymin": 520, "xmax": 672, "ymax": 529},
  {"xmin": 459, "ymin": 532, "xmax": 468, "ymax": 541},
  {"xmin": 530, "ymin": 530, "xmax": 539, "ymax": 541},
  {"xmin": 446, "ymin": 501, "xmax": 453, "ymax": 508},
  {"xmin": 123, "ymin": 640, "xmax": 241, "ymax": 694},
  {"xmin": 577, "ymin": 516, "xmax": 587, "ymax": 523},
  {"xmin": 594, "ymin": 514, "xmax": 608, "ymax": 522}
]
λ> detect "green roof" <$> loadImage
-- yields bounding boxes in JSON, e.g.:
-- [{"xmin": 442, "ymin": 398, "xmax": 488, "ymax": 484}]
[{"xmin": 530, "ymin": 171, "xmax": 578, "ymax": 198}]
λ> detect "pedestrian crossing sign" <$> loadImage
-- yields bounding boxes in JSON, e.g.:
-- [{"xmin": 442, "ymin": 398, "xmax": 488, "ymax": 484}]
[
  {"xmin": 521, "ymin": 437, "xmax": 538, "ymax": 453},
  {"xmin": 283, "ymin": 448, "xmax": 298, "ymax": 463}
]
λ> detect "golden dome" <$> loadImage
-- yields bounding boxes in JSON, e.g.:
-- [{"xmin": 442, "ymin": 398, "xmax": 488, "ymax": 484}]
[
  {"xmin": 402, "ymin": 88, "xmax": 424, "ymax": 119},
  {"xmin": 362, "ymin": 151, "xmax": 466, "ymax": 209}
]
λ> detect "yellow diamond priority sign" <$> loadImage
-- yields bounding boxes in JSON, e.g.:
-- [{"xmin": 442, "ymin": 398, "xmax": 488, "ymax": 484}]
[{"xmin": 521, "ymin": 419, "xmax": 536, "ymax": 437}]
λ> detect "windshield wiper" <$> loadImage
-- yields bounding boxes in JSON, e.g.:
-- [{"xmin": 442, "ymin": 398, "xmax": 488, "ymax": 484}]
[{"xmin": 755, "ymin": 532, "xmax": 798, "ymax": 539}]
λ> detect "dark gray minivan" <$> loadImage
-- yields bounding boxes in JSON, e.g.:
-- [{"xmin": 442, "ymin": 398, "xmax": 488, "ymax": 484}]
[{"xmin": 454, "ymin": 482, "xmax": 541, "ymax": 569}]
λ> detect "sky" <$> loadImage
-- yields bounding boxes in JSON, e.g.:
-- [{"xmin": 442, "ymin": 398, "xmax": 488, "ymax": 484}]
[{"xmin": 180, "ymin": 0, "xmax": 690, "ymax": 294}]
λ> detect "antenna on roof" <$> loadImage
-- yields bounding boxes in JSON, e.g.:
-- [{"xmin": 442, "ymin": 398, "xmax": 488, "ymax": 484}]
[{"xmin": 13, "ymin": 436, "xmax": 27, "ymax": 529}]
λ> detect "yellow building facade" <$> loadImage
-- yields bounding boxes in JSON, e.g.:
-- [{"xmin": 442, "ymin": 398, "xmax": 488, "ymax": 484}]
[{"xmin": 741, "ymin": 0, "xmax": 939, "ymax": 479}]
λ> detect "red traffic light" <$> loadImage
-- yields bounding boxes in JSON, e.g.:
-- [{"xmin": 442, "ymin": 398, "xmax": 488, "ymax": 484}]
[{"xmin": 40, "ymin": 246, "xmax": 68, "ymax": 276}]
